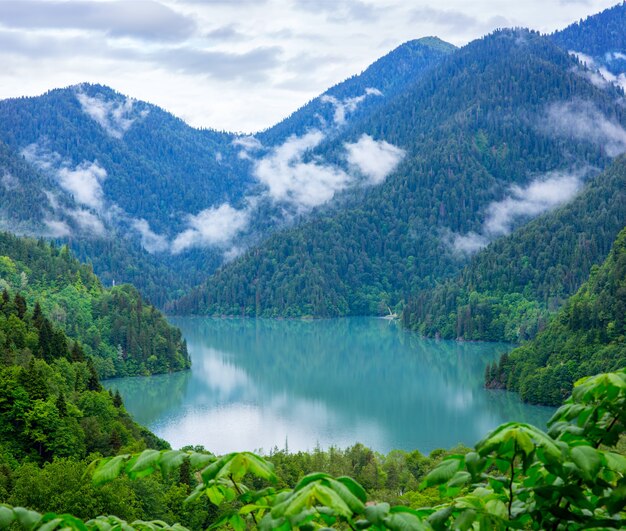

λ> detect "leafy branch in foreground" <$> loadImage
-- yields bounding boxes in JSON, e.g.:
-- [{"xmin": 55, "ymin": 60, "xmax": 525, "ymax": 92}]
[{"xmin": 1, "ymin": 368, "xmax": 625, "ymax": 530}]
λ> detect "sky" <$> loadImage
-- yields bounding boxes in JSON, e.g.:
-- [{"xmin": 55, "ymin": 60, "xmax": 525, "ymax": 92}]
[{"xmin": 0, "ymin": 0, "xmax": 620, "ymax": 132}]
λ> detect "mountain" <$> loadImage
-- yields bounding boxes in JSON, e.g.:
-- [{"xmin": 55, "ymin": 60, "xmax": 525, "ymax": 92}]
[
  {"xmin": 0, "ymin": 292, "xmax": 168, "ymax": 462},
  {"xmin": 0, "ymin": 39, "xmax": 453, "ymax": 307},
  {"xmin": 403, "ymin": 156, "xmax": 626, "ymax": 342},
  {"xmin": 0, "ymin": 232, "xmax": 189, "ymax": 378},
  {"xmin": 257, "ymin": 37, "xmax": 455, "ymax": 144},
  {"xmin": 170, "ymin": 28, "xmax": 625, "ymax": 317},
  {"xmin": 551, "ymin": 1, "xmax": 626, "ymax": 86},
  {"xmin": 485, "ymin": 224, "xmax": 626, "ymax": 406}
]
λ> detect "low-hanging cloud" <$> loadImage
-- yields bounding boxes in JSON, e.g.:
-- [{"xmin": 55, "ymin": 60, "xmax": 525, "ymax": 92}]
[
  {"xmin": 1, "ymin": 172, "xmax": 19, "ymax": 191},
  {"xmin": 77, "ymin": 90, "xmax": 147, "ymax": 139},
  {"xmin": 254, "ymin": 130, "xmax": 352, "ymax": 209},
  {"xmin": 320, "ymin": 87, "xmax": 382, "ymax": 125},
  {"xmin": 172, "ymin": 204, "xmax": 250, "ymax": 254},
  {"xmin": 22, "ymin": 144, "xmax": 107, "ymax": 210},
  {"xmin": 570, "ymin": 51, "xmax": 626, "ymax": 91},
  {"xmin": 44, "ymin": 218, "xmax": 71, "ymax": 238},
  {"xmin": 450, "ymin": 170, "xmax": 585, "ymax": 254},
  {"xmin": 544, "ymin": 101, "xmax": 626, "ymax": 157},
  {"xmin": 69, "ymin": 208, "xmax": 106, "ymax": 236},
  {"xmin": 132, "ymin": 218, "xmax": 170, "ymax": 253},
  {"xmin": 56, "ymin": 162, "xmax": 107, "ymax": 210},
  {"xmin": 233, "ymin": 135, "xmax": 263, "ymax": 159},
  {"xmin": 345, "ymin": 134, "xmax": 405, "ymax": 184}
]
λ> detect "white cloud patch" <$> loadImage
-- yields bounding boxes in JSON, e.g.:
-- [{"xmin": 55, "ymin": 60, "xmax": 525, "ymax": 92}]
[
  {"xmin": 320, "ymin": 87, "xmax": 382, "ymax": 125},
  {"xmin": 76, "ymin": 90, "xmax": 147, "ymax": 139},
  {"xmin": 56, "ymin": 162, "xmax": 107, "ymax": 210},
  {"xmin": 345, "ymin": 134, "xmax": 405, "ymax": 184},
  {"xmin": 21, "ymin": 143, "xmax": 62, "ymax": 171},
  {"xmin": 233, "ymin": 135, "xmax": 263, "ymax": 159},
  {"xmin": 450, "ymin": 170, "xmax": 585, "ymax": 255},
  {"xmin": 132, "ymin": 218, "xmax": 169, "ymax": 253},
  {"xmin": 1, "ymin": 172, "xmax": 20, "ymax": 190},
  {"xmin": 44, "ymin": 218, "xmax": 71, "ymax": 238},
  {"xmin": 69, "ymin": 208, "xmax": 106, "ymax": 236},
  {"xmin": 544, "ymin": 101, "xmax": 626, "ymax": 157},
  {"xmin": 254, "ymin": 130, "xmax": 351, "ymax": 209},
  {"xmin": 22, "ymin": 144, "xmax": 108, "ymax": 209},
  {"xmin": 172, "ymin": 204, "xmax": 250, "ymax": 254},
  {"xmin": 484, "ymin": 172, "xmax": 582, "ymax": 236},
  {"xmin": 451, "ymin": 232, "xmax": 490, "ymax": 254},
  {"xmin": 570, "ymin": 51, "xmax": 626, "ymax": 91}
]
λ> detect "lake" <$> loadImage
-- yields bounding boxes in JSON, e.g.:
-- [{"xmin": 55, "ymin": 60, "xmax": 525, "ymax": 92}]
[{"xmin": 104, "ymin": 317, "xmax": 555, "ymax": 455}]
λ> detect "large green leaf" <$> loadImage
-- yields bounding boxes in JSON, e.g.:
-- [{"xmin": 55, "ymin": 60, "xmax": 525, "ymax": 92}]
[{"xmin": 92, "ymin": 455, "xmax": 131, "ymax": 485}]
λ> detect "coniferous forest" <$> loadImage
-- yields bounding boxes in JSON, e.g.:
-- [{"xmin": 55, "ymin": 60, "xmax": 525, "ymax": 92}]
[{"xmin": 0, "ymin": 1, "xmax": 626, "ymax": 529}]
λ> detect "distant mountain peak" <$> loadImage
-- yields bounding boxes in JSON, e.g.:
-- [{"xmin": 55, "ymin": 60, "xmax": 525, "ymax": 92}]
[{"xmin": 412, "ymin": 36, "xmax": 457, "ymax": 52}]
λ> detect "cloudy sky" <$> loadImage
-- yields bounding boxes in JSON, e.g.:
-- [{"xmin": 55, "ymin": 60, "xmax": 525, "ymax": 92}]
[{"xmin": 0, "ymin": 0, "xmax": 619, "ymax": 132}]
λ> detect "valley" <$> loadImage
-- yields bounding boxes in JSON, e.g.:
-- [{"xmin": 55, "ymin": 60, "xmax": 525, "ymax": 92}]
[{"xmin": 0, "ymin": 1, "xmax": 625, "ymax": 529}]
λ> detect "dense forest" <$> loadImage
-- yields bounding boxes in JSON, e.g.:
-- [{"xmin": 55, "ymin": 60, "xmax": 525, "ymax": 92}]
[
  {"xmin": 551, "ymin": 1, "xmax": 626, "ymax": 74},
  {"xmin": 170, "ymin": 28, "xmax": 623, "ymax": 317},
  {"xmin": 0, "ymin": 232, "xmax": 189, "ymax": 377},
  {"xmin": 403, "ymin": 157, "xmax": 626, "ymax": 342},
  {"xmin": 485, "ymin": 225, "xmax": 626, "ymax": 406},
  {"xmin": 0, "ymin": 38, "xmax": 453, "ymax": 307}
]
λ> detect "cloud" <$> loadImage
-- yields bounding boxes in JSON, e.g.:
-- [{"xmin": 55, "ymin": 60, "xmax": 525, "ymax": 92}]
[
  {"xmin": 153, "ymin": 45, "xmax": 282, "ymax": 80},
  {"xmin": 451, "ymin": 170, "xmax": 585, "ymax": 254},
  {"xmin": 294, "ymin": 0, "xmax": 379, "ymax": 22},
  {"xmin": 132, "ymin": 218, "xmax": 170, "ymax": 253},
  {"xmin": 254, "ymin": 130, "xmax": 352, "ymax": 209},
  {"xmin": 484, "ymin": 172, "xmax": 583, "ymax": 236},
  {"xmin": 320, "ymin": 87, "xmax": 382, "ymax": 125},
  {"xmin": 69, "ymin": 208, "xmax": 106, "ymax": 236},
  {"xmin": 0, "ymin": 1, "xmax": 196, "ymax": 42},
  {"xmin": 22, "ymin": 144, "xmax": 108, "ymax": 209},
  {"xmin": 544, "ymin": 101, "xmax": 626, "ymax": 157},
  {"xmin": 44, "ymin": 218, "xmax": 71, "ymax": 238},
  {"xmin": 172, "ymin": 204, "xmax": 250, "ymax": 253},
  {"xmin": 451, "ymin": 232, "xmax": 490, "ymax": 254},
  {"xmin": 1, "ymin": 172, "xmax": 20, "ymax": 191},
  {"xmin": 570, "ymin": 51, "xmax": 626, "ymax": 91},
  {"xmin": 204, "ymin": 24, "xmax": 249, "ymax": 42},
  {"xmin": 76, "ymin": 90, "xmax": 147, "ymax": 138},
  {"xmin": 56, "ymin": 162, "xmax": 108, "ymax": 210},
  {"xmin": 344, "ymin": 134, "xmax": 405, "ymax": 184},
  {"xmin": 233, "ymin": 135, "xmax": 263, "ymax": 158}
]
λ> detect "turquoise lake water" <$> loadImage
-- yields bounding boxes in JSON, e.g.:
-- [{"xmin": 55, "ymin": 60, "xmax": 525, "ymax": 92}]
[{"xmin": 104, "ymin": 317, "xmax": 554, "ymax": 454}]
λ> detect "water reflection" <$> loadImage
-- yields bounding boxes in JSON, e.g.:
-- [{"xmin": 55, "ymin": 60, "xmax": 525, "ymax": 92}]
[{"xmin": 105, "ymin": 317, "xmax": 554, "ymax": 454}]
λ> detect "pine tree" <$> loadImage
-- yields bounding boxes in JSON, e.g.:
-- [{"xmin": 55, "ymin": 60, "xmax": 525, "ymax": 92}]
[
  {"xmin": 86, "ymin": 358, "xmax": 101, "ymax": 391},
  {"xmin": 113, "ymin": 390, "xmax": 123, "ymax": 408},
  {"xmin": 32, "ymin": 301, "xmax": 44, "ymax": 329},
  {"xmin": 178, "ymin": 456, "xmax": 192, "ymax": 486},
  {"xmin": 56, "ymin": 392, "xmax": 67, "ymax": 416},
  {"xmin": 14, "ymin": 293, "xmax": 27, "ymax": 319},
  {"xmin": 19, "ymin": 359, "xmax": 47, "ymax": 401},
  {"xmin": 70, "ymin": 342, "xmax": 85, "ymax": 362}
]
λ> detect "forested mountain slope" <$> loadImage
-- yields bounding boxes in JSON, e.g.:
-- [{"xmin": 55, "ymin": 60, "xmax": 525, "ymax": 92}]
[
  {"xmin": 257, "ymin": 37, "xmax": 455, "ymax": 144},
  {"xmin": 0, "ymin": 232, "xmax": 189, "ymax": 378},
  {"xmin": 171, "ymin": 29, "xmax": 625, "ymax": 317},
  {"xmin": 0, "ymin": 39, "xmax": 453, "ymax": 306},
  {"xmin": 486, "ymin": 225, "xmax": 626, "ymax": 406},
  {"xmin": 551, "ymin": 1, "xmax": 626, "ymax": 80},
  {"xmin": 0, "ymin": 293, "xmax": 168, "ymax": 463},
  {"xmin": 403, "ymin": 157, "xmax": 626, "ymax": 342}
]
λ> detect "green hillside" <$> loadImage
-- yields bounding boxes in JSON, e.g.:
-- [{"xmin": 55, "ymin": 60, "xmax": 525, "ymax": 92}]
[
  {"xmin": 486, "ymin": 225, "xmax": 626, "ymax": 405},
  {"xmin": 171, "ymin": 29, "xmax": 623, "ymax": 317},
  {"xmin": 0, "ymin": 232, "xmax": 189, "ymax": 378},
  {"xmin": 403, "ymin": 157, "xmax": 626, "ymax": 342}
]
